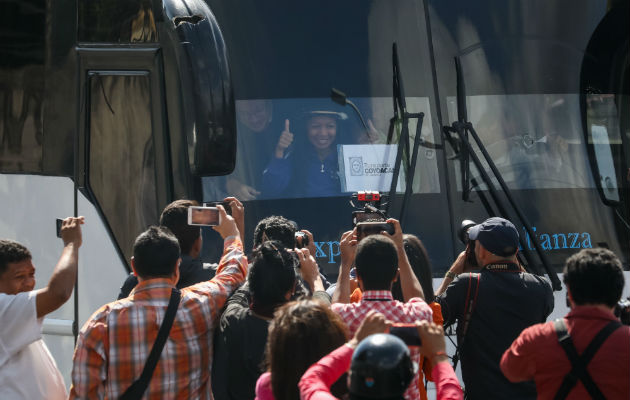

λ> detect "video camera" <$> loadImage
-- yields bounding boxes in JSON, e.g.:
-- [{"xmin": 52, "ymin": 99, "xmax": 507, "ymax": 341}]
[{"xmin": 350, "ymin": 191, "xmax": 394, "ymax": 241}]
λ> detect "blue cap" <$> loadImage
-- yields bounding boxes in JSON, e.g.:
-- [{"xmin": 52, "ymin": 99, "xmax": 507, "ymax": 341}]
[{"xmin": 467, "ymin": 217, "xmax": 519, "ymax": 257}]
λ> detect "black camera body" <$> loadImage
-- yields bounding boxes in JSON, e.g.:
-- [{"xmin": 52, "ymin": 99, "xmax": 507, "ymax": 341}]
[
  {"xmin": 295, "ymin": 231, "xmax": 309, "ymax": 248},
  {"xmin": 615, "ymin": 298, "xmax": 630, "ymax": 325},
  {"xmin": 458, "ymin": 219, "xmax": 479, "ymax": 268}
]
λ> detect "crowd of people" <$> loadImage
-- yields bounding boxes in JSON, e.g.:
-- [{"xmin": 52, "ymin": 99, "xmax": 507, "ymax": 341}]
[{"xmin": 0, "ymin": 197, "xmax": 628, "ymax": 400}]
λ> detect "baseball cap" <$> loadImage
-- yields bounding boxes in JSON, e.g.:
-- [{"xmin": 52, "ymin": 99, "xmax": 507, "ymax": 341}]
[{"xmin": 467, "ymin": 217, "xmax": 519, "ymax": 257}]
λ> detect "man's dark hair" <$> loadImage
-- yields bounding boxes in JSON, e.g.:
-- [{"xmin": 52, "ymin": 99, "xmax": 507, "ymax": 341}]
[
  {"xmin": 253, "ymin": 216, "xmax": 296, "ymax": 249},
  {"xmin": 563, "ymin": 248, "xmax": 625, "ymax": 308},
  {"xmin": 159, "ymin": 199, "xmax": 200, "ymax": 255},
  {"xmin": 355, "ymin": 235, "xmax": 398, "ymax": 291},
  {"xmin": 133, "ymin": 226, "xmax": 180, "ymax": 279},
  {"xmin": 249, "ymin": 241, "xmax": 297, "ymax": 317},
  {"xmin": 0, "ymin": 240, "xmax": 32, "ymax": 276}
]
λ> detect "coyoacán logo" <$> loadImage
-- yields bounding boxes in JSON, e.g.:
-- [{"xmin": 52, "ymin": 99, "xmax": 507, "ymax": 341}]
[{"xmin": 349, "ymin": 157, "xmax": 363, "ymax": 176}]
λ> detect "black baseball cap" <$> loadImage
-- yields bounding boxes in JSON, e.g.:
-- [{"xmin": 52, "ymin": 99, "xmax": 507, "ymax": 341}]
[{"xmin": 468, "ymin": 217, "xmax": 519, "ymax": 257}]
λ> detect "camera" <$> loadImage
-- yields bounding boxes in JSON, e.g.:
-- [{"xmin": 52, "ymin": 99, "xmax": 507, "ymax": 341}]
[
  {"xmin": 295, "ymin": 231, "xmax": 309, "ymax": 248},
  {"xmin": 458, "ymin": 219, "xmax": 478, "ymax": 268},
  {"xmin": 205, "ymin": 201, "xmax": 232, "ymax": 216},
  {"xmin": 615, "ymin": 297, "xmax": 630, "ymax": 325},
  {"xmin": 350, "ymin": 191, "xmax": 388, "ymax": 227}
]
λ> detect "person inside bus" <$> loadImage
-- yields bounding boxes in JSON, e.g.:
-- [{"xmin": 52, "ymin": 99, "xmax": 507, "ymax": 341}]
[
  {"xmin": 0, "ymin": 216, "xmax": 84, "ymax": 400},
  {"xmin": 255, "ymin": 299, "xmax": 349, "ymax": 400},
  {"xmin": 117, "ymin": 197, "xmax": 245, "ymax": 299},
  {"xmin": 261, "ymin": 108, "xmax": 349, "ymax": 199},
  {"xmin": 225, "ymin": 100, "xmax": 280, "ymax": 201}
]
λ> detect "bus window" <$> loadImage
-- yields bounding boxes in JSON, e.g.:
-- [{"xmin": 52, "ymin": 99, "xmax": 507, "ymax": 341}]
[
  {"xmin": 79, "ymin": 0, "xmax": 157, "ymax": 43},
  {"xmin": 446, "ymin": 94, "xmax": 595, "ymax": 191},
  {"xmin": 87, "ymin": 73, "xmax": 159, "ymax": 262},
  {"xmin": 202, "ymin": 97, "xmax": 440, "ymax": 201}
]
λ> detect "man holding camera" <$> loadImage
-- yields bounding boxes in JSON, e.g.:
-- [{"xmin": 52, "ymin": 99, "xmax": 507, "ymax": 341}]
[
  {"xmin": 501, "ymin": 248, "xmax": 629, "ymax": 399},
  {"xmin": 331, "ymin": 219, "xmax": 433, "ymax": 400},
  {"xmin": 435, "ymin": 217, "xmax": 553, "ymax": 400},
  {"xmin": 70, "ymin": 207, "xmax": 247, "ymax": 399},
  {"xmin": 0, "ymin": 217, "xmax": 84, "ymax": 399}
]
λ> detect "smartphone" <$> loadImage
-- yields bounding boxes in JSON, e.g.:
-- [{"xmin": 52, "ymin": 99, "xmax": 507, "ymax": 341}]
[
  {"xmin": 206, "ymin": 201, "xmax": 232, "ymax": 216},
  {"xmin": 56, "ymin": 218, "xmax": 63, "ymax": 238},
  {"xmin": 356, "ymin": 221, "xmax": 394, "ymax": 242},
  {"xmin": 390, "ymin": 324, "xmax": 422, "ymax": 347},
  {"xmin": 188, "ymin": 206, "xmax": 221, "ymax": 226},
  {"xmin": 352, "ymin": 211, "xmax": 385, "ymax": 226}
]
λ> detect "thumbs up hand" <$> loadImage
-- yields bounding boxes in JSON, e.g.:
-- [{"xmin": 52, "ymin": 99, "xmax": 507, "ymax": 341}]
[{"xmin": 275, "ymin": 119, "xmax": 294, "ymax": 159}]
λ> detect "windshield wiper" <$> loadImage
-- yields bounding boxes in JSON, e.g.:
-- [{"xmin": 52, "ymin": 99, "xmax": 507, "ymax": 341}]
[
  {"xmin": 385, "ymin": 43, "xmax": 444, "ymax": 223},
  {"xmin": 443, "ymin": 56, "xmax": 562, "ymax": 291}
]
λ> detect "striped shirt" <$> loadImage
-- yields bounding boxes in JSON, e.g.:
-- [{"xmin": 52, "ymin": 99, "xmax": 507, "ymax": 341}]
[
  {"xmin": 331, "ymin": 290, "xmax": 433, "ymax": 400},
  {"xmin": 70, "ymin": 236, "xmax": 247, "ymax": 399}
]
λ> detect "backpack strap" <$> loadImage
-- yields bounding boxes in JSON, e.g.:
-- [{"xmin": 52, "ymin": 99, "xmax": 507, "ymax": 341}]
[
  {"xmin": 119, "ymin": 288, "xmax": 181, "ymax": 400},
  {"xmin": 452, "ymin": 273, "xmax": 480, "ymax": 369},
  {"xmin": 553, "ymin": 318, "xmax": 621, "ymax": 400}
]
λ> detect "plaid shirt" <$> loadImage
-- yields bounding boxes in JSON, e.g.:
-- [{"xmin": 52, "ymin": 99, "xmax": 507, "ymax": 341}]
[
  {"xmin": 331, "ymin": 290, "xmax": 433, "ymax": 400},
  {"xmin": 70, "ymin": 236, "xmax": 247, "ymax": 399}
]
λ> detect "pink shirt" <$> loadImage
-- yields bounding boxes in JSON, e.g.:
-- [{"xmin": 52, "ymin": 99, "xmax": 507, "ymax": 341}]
[
  {"xmin": 254, "ymin": 372, "xmax": 274, "ymax": 400},
  {"xmin": 299, "ymin": 343, "xmax": 463, "ymax": 400}
]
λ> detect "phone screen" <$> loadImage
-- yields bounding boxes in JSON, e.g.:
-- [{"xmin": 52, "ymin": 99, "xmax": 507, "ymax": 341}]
[
  {"xmin": 356, "ymin": 222, "xmax": 394, "ymax": 241},
  {"xmin": 352, "ymin": 211, "xmax": 385, "ymax": 226},
  {"xmin": 389, "ymin": 325, "xmax": 422, "ymax": 347},
  {"xmin": 188, "ymin": 207, "xmax": 220, "ymax": 226}
]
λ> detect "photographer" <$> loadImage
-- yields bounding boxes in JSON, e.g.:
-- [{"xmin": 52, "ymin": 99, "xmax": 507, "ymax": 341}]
[
  {"xmin": 501, "ymin": 248, "xmax": 629, "ymax": 399},
  {"xmin": 435, "ymin": 217, "xmax": 553, "ymax": 400},
  {"xmin": 0, "ymin": 217, "xmax": 84, "ymax": 400},
  {"xmin": 331, "ymin": 219, "xmax": 432, "ymax": 400}
]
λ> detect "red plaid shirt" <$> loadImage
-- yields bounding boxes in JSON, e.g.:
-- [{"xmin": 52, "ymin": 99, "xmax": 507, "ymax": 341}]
[
  {"xmin": 70, "ymin": 236, "xmax": 247, "ymax": 399},
  {"xmin": 331, "ymin": 290, "xmax": 433, "ymax": 400}
]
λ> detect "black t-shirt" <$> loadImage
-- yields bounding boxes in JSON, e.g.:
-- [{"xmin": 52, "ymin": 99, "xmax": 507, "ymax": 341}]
[
  {"xmin": 116, "ymin": 255, "xmax": 217, "ymax": 300},
  {"xmin": 436, "ymin": 264, "xmax": 554, "ymax": 400}
]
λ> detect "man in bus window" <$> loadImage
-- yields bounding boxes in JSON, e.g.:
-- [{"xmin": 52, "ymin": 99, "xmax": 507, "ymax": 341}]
[
  {"xmin": 435, "ymin": 217, "xmax": 554, "ymax": 400},
  {"xmin": 501, "ymin": 248, "xmax": 629, "ymax": 399},
  {"xmin": 0, "ymin": 217, "xmax": 84, "ymax": 400}
]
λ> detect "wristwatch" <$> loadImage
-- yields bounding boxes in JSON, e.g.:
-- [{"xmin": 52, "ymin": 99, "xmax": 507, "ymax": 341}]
[{"xmin": 444, "ymin": 270, "xmax": 457, "ymax": 280}]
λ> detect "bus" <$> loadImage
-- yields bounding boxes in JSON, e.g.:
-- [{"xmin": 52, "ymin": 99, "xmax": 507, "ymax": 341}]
[{"xmin": 1, "ymin": 0, "xmax": 628, "ymax": 389}]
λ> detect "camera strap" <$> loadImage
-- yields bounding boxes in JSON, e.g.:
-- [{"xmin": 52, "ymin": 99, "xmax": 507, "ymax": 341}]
[
  {"xmin": 119, "ymin": 288, "xmax": 181, "ymax": 400},
  {"xmin": 452, "ymin": 272, "xmax": 480, "ymax": 370},
  {"xmin": 553, "ymin": 318, "xmax": 621, "ymax": 400}
]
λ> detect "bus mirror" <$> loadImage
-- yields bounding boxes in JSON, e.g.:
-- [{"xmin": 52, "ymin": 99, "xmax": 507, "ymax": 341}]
[
  {"xmin": 589, "ymin": 124, "xmax": 620, "ymax": 204},
  {"xmin": 174, "ymin": 11, "xmax": 236, "ymax": 176}
]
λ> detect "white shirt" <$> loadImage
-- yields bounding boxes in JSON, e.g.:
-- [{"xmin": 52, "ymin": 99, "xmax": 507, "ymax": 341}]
[{"xmin": 0, "ymin": 291, "xmax": 67, "ymax": 399}]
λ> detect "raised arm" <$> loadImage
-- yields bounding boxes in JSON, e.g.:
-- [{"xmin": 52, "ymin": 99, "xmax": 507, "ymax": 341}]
[
  {"xmin": 386, "ymin": 219, "xmax": 424, "ymax": 301},
  {"xmin": 332, "ymin": 230, "xmax": 356, "ymax": 304},
  {"xmin": 36, "ymin": 216, "xmax": 84, "ymax": 318}
]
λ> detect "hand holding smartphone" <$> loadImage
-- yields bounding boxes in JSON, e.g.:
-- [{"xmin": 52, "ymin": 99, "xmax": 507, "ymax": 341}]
[{"xmin": 355, "ymin": 221, "xmax": 395, "ymax": 242}]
